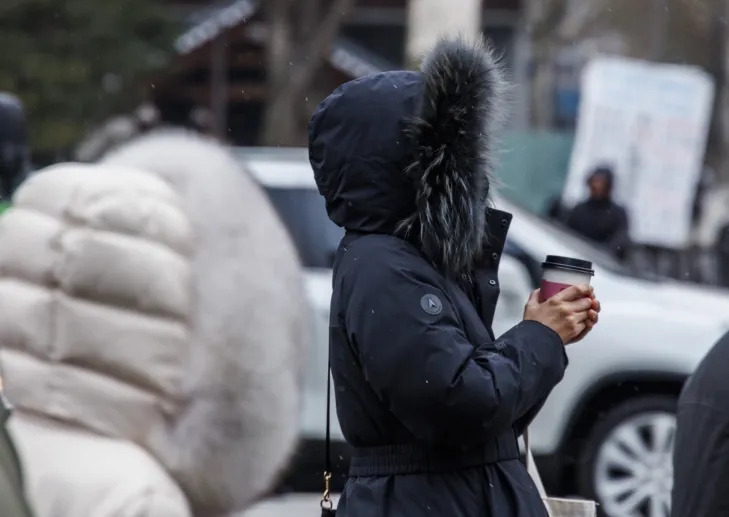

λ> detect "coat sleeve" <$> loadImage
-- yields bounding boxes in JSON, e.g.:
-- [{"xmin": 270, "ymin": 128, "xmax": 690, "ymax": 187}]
[
  {"xmin": 117, "ymin": 489, "xmax": 192, "ymax": 517},
  {"xmin": 345, "ymin": 257, "xmax": 568, "ymax": 445},
  {"xmin": 672, "ymin": 400, "xmax": 729, "ymax": 517}
]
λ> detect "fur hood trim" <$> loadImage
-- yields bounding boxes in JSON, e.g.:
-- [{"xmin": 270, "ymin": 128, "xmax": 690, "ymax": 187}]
[
  {"xmin": 97, "ymin": 130, "xmax": 306, "ymax": 513},
  {"xmin": 398, "ymin": 38, "xmax": 509, "ymax": 276}
]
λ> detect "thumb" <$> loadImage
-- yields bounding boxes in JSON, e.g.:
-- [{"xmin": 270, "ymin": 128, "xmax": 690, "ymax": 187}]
[{"xmin": 527, "ymin": 289, "xmax": 541, "ymax": 307}]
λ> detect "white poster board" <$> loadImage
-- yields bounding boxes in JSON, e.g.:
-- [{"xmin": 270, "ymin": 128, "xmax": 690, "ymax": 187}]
[{"xmin": 562, "ymin": 57, "xmax": 714, "ymax": 248}]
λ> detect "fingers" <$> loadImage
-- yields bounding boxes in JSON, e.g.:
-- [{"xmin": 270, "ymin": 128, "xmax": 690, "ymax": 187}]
[
  {"xmin": 569, "ymin": 323, "xmax": 590, "ymax": 344},
  {"xmin": 524, "ymin": 289, "xmax": 542, "ymax": 319},
  {"xmin": 570, "ymin": 321, "xmax": 587, "ymax": 340},
  {"xmin": 591, "ymin": 298, "xmax": 601, "ymax": 312},
  {"xmin": 568, "ymin": 310, "xmax": 599, "ymax": 344},
  {"xmin": 528, "ymin": 284, "xmax": 601, "ymax": 345},
  {"xmin": 573, "ymin": 311, "xmax": 598, "ymax": 329},
  {"xmin": 567, "ymin": 306, "xmax": 599, "ymax": 325},
  {"xmin": 564, "ymin": 296, "xmax": 593, "ymax": 313},
  {"xmin": 552, "ymin": 283, "xmax": 593, "ymax": 302},
  {"xmin": 569, "ymin": 311, "xmax": 590, "ymax": 324}
]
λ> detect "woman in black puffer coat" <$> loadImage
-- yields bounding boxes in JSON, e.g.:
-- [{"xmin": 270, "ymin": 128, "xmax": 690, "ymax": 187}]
[{"xmin": 309, "ymin": 38, "xmax": 600, "ymax": 517}]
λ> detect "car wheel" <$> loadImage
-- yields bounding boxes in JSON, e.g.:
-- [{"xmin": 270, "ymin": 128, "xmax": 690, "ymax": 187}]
[{"xmin": 577, "ymin": 396, "xmax": 676, "ymax": 517}]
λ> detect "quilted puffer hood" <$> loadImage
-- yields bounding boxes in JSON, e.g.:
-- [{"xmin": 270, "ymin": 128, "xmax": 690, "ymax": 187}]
[
  {"xmin": 309, "ymin": 38, "xmax": 509, "ymax": 276},
  {"xmin": 0, "ymin": 130, "xmax": 308, "ymax": 515}
]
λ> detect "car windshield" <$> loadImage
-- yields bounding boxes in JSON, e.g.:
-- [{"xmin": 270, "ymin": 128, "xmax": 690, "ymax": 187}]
[
  {"xmin": 259, "ymin": 176, "xmax": 656, "ymax": 279},
  {"xmin": 263, "ymin": 186, "xmax": 344, "ymax": 269}
]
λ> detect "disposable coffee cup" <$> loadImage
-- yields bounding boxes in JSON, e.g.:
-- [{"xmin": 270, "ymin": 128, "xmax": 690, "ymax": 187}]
[{"xmin": 539, "ymin": 255, "xmax": 594, "ymax": 303}]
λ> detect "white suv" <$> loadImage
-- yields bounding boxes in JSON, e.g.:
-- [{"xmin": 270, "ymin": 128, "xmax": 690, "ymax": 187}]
[{"xmin": 237, "ymin": 147, "xmax": 729, "ymax": 517}]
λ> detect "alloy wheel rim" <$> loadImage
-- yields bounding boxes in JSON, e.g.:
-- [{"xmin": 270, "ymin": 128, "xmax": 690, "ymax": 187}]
[{"xmin": 594, "ymin": 411, "xmax": 675, "ymax": 517}]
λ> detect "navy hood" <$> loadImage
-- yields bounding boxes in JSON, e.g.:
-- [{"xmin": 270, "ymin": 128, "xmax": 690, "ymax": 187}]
[
  {"xmin": 309, "ymin": 38, "xmax": 508, "ymax": 276},
  {"xmin": 587, "ymin": 165, "xmax": 615, "ymax": 193},
  {"xmin": 0, "ymin": 93, "xmax": 29, "ymax": 198}
]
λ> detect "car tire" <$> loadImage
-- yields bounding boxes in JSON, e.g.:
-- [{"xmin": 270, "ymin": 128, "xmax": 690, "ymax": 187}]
[{"xmin": 576, "ymin": 395, "xmax": 677, "ymax": 517}]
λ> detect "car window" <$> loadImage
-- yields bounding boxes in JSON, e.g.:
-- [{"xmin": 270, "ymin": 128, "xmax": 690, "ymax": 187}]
[
  {"xmin": 502, "ymin": 200, "xmax": 661, "ymax": 281},
  {"xmin": 263, "ymin": 186, "xmax": 344, "ymax": 269},
  {"xmin": 260, "ymin": 183, "xmax": 656, "ymax": 278},
  {"xmin": 532, "ymin": 220, "xmax": 654, "ymax": 279},
  {"xmin": 503, "ymin": 239, "xmax": 541, "ymax": 286}
]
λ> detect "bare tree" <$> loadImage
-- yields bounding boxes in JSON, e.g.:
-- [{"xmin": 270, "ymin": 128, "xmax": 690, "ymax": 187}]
[
  {"xmin": 522, "ymin": 0, "xmax": 612, "ymax": 128},
  {"xmin": 720, "ymin": 0, "xmax": 729, "ymax": 180},
  {"xmin": 706, "ymin": 0, "xmax": 729, "ymax": 180},
  {"xmin": 523, "ymin": 0, "xmax": 716, "ymax": 128},
  {"xmin": 262, "ymin": 0, "xmax": 356, "ymax": 146},
  {"xmin": 405, "ymin": 0, "xmax": 482, "ymax": 69}
]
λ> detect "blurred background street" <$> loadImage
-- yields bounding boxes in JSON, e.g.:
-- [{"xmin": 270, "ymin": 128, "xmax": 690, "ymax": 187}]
[{"xmin": 3, "ymin": 1, "xmax": 729, "ymax": 517}]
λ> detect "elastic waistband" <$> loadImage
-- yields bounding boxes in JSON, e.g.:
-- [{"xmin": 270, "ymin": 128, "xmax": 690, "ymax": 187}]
[{"xmin": 349, "ymin": 434, "xmax": 520, "ymax": 476}]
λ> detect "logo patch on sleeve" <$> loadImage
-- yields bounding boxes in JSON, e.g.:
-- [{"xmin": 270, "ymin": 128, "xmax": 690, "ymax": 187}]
[{"xmin": 420, "ymin": 294, "xmax": 443, "ymax": 315}]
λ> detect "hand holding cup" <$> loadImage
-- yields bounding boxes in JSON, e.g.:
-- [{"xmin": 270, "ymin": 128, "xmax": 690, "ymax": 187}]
[
  {"xmin": 524, "ymin": 284, "xmax": 598, "ymax": 344},
  {"xmin": 524, "ymin": 255, "xmax": 600, "ymax": 344}
]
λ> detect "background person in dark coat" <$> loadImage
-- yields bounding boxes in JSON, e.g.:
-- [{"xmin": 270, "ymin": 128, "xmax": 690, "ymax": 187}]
[
  {"xmin": 309, "ymin": 38, "xmax": 600, "ymax": 517},
  {"xmin": 0, "ymin": 93, "xmax": 29, "ymax": 200},
  {"xmin": 545, "ymin": 194, "xmax": 569, "ymax": 224},
  {"xmin": 672, "ymin": 330, "xmax": 729, "ymax": 517},
  {"xmin": 566, "ymin": 166, "xmax": 630, "ymax": 259}
]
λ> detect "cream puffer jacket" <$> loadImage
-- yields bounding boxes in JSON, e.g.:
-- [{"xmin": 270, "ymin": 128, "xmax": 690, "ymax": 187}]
[{"xmin": 0, "ymin": 130, "xmax": 308, "ymax": 517}]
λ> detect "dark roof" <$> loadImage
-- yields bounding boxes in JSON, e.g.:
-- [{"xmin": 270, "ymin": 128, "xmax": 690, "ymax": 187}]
[
  {"xmin": 173, "ymin": 0, "xmax": 395, "ymax": 77},
  {"xmin": 174, "ymin": 0, "xmax": 257, "ymax": 54}
]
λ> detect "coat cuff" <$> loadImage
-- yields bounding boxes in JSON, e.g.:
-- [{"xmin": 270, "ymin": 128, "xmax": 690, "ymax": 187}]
[{"xmin": 519, "ymin": 320, "xmax": 569, "ymax": 368}]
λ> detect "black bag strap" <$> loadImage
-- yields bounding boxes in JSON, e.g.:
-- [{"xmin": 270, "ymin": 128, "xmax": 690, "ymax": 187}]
[{"xmin": 320, "ymin": 360, "xmax": 333, "ymax": 511}]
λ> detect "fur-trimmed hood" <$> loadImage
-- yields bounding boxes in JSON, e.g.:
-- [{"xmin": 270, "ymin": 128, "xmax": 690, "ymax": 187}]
[
  {"xmin": 0, "ymin": 130, "xmax": 308, "ymax": 515},
  {"xmin": 309, "ymin": 38, "xmax": 508, "ymax": 276}
]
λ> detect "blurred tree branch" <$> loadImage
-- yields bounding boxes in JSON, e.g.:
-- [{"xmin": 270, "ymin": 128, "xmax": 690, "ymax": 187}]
[
  {"xmin": 524, "ymin": 0, "xmax": 608, "ymax": 47},
  {"xmin": 0, "ymin": 0, "xmax": 178, "ymax": 155},
  {"xmin": 262, "ymin": 0, "xmax": 355, "ymax": 146},
  {"xmin": 404, "ymin": 0, "xmax": 481, "ymax": 69},
  {"xmin": 524, "ymin": 0, "xmax": 729, "ymax": 186},
  {"xmin": 706, "ymin": 0, "xmax": 729, "ymax": 179},
  {"xmin": 523, "ymin": 0, "xmax": 611, "ymax": 128},
  {"xmin": 522, "ymin": 0, "xmax": 716, "ymax": 128}
]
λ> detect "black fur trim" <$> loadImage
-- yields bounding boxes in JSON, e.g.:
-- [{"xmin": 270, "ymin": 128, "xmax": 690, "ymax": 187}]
[{"xmin": 398, "ymin": 38, "xmax": 509, "ymax": 277}]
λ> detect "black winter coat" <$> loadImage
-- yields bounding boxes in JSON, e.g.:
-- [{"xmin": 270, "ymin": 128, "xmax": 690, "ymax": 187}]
[
  {"xmin": 309, "ymin": 38, "xmax": 569, "ymax": 517},
  {"xmin": 672, "ymin": 331, "xmax": 729, "ymax": 517},
  {"xmin": 566, "ymin": 198, "xmax": 630, "ymax": 259}
]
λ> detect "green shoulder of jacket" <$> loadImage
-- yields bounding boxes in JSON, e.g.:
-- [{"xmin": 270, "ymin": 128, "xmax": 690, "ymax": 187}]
[
  {"xmin": 0, "ymin": 427, "xmax": 34, "ymax": 517},
  {"xmin": 0, "ymin": 204, "xmax": 31, "ymax": 516}
]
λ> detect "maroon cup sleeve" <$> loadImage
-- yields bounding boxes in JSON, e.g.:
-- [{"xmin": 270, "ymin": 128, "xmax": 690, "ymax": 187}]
[{"xmin": 538, "ymin": 279, "xmax": 574, "ymax": 303}]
